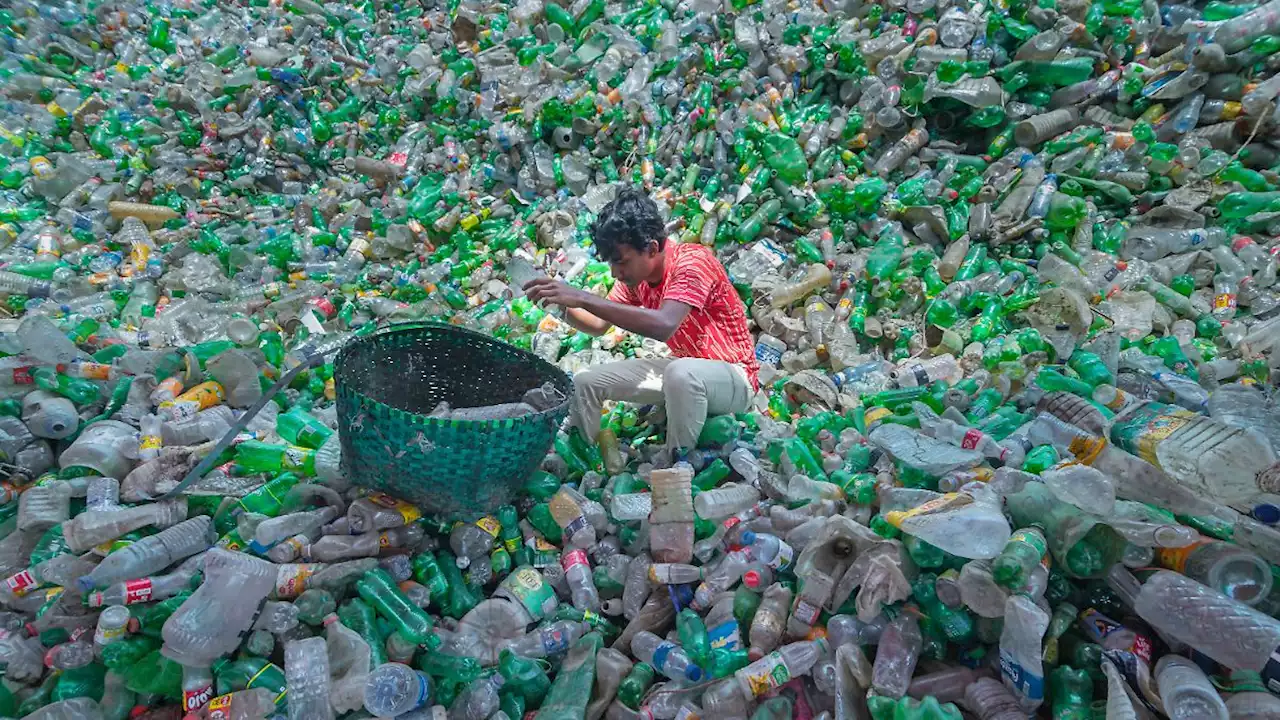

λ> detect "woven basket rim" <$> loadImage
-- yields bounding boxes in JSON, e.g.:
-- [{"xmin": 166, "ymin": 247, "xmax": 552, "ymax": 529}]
[{"xmin": 333, "ymin": 321, "xmax": 573, "ymax": 430}]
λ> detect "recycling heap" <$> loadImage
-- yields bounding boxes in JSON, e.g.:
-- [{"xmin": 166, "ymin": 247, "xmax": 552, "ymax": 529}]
[{"xmin": 2, "ymin": 0, "xmax": 1280, "ymax": 716}]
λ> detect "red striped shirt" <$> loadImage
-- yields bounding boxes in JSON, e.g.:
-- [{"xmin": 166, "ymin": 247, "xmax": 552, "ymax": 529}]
[{"xmin": 608, "ymin": 243, "xmax": 759, "ymax": 389}]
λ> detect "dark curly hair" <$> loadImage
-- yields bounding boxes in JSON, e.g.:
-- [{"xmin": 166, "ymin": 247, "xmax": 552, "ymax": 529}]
[{"xmin": 590, "ymin": 186, "xmax": 666, "ymax": 263}]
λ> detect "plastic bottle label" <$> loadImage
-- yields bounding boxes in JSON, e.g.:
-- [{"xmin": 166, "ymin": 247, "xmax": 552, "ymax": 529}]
[
  {"xmin": 792, "ymin": 598, "xmax": 820, "ymax": 626},
  {"xmin": 500, "ymin": 566, "xmax": 557, "ymax": 621},
  {"xmin": 94, "ymin": 619, "xmax": 127, "ymax": 647},
  {"xmin": 10, "ymin": 367, "xmax": 31, "ymax": 384},
  {"xmin": 769, "ymin": 542, "xmax": 795, "ymax": 571},
  {"xmin": 562, "ymin": 515, "xmax": 590, "ymax": 540},
  {"xmin": 140, "ymin": 434, "xmax": 162, "ymax": 452},
  {"xmin": 275, "ymin": 564, "xmax": 315, "ymax": 599},
  {"xmin": 708, "ymin": 620, "xmax": 742, "ymax": 652},
  {"xmin": 540, "ymin": 625, "xmax": 574, "ymax": 655},
  {"xmin": 4, "ymin": 570, "xmax": 36, "ymax": 598},
  {"xmin": 475, "ymin": 516, "xmax": 502, "ymax": 537},
  {"xmin": 1109, "ymin": 403, "xmax": 1195, "ymax": 466},
  {"xmin": 1080, "ymin": 608, "xmax": 1152, "ymax": 663},
  {"xmin": 281, "ymin": 446, "xmax": 308, "ymax": 470},
  {"xmin": 754, "ymin": 340, "xmax": 783, "ymax": 366},
  {"xmin": 999, "ymin": 649, "xmax": 1044, "ymax": 703},
  {"xmin": 123, "ymin": 578, "xmax": 154, "ymax": 604},
  {"xmin": 737, "ymin": 651, "xmax": 791, "ymax": 697},
  {"xmin": 372, "ymin": 493, "xmax": 422, "ymax": 524},
  {"xmin": 960, "ymin": 428, "xmax": 983, "ymax": 450},
  {"xmin": 651, "ymin": 641, "xmax": 676, "ymax": 672},
  {"xmin": 1154, "ymin": 537, "xmax": 1211, "ymax": 573},
  {"xmin": 185, "ymin": 683, "xmax": 216, "ymax": 712},
  {"xmin": 562, "ymin": 548, "xmax": 589, "ymax": 571},
  {"xmin": 1213, "ymin": 293, "xmax": 1237, "ymax": 311}
]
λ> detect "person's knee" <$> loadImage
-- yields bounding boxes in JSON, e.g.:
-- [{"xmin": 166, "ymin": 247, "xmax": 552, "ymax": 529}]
[
  {"xmin": 663, "ymin": 360, "xmax": 704, "ymax": 397},
  {"xmin": 574, "ymin": 367, "xmax": 611, "ymax": 398}
]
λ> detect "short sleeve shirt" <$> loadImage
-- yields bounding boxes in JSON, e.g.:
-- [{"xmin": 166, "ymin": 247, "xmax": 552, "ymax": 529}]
[{"xmin": 607, "ymin": 243, "xmax": 760, "ymax": 389}]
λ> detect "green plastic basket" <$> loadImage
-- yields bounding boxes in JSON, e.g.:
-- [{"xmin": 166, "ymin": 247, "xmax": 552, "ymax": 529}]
[{"xmin": 333, "ymin": 322, "xmax": 572, "ymax": 517}]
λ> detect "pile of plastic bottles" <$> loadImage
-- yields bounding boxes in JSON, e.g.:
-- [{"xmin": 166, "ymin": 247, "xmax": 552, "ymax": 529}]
[{"xmin": 2, "ymin": 0, "xmax": 1280, "ymax": 716}]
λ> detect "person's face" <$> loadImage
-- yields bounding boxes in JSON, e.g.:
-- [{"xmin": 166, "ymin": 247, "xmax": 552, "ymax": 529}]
[{"xmin": 609, "ymin": 242, "xmax": 661, "ymax": 288}]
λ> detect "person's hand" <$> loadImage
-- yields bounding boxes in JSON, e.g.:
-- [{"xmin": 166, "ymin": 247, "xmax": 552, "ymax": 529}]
[{"xmin": 523, "ymin": 277, "xmax": 588, "ymax": 309}]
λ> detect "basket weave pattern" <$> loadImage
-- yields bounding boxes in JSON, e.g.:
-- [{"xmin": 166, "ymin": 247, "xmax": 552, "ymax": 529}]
[{"xmin": 334, "ymin": 322, "xmax": 572, "ymax": 517}]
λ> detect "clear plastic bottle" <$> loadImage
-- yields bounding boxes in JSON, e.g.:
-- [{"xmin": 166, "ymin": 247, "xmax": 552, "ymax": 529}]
[
  {"xmin": 631, "ymin": 631, "xmax": 704, "ymax": 683},
  {"xmin": 550, "ymin": 486, "xmax": 599, "ymax": 550},
  {"xmin": 562, "ymin": 548, "xmax": 601, "ymax": 612},
  {"xmin": 285, "ymin": 636, "xmax": 333, "ymax": 720},
  {"xmin": 998, "ymin": 594, "xmax": 1049, "ymax": 712},
  {"xmin": 748, "ymin": 583, "xmax": 792, "ymax": 660},
  {"xmin": 364, "ymin": 663, "xmax": 433, "ymax": 718},
  {"xmin": 1135, "ymin": 570, "xmax": 1280, "ymax": 674},
  {"xmin": 62, "ymin": 496, "xmax": 188, "ymax": 553},
  {"xmin": 1155, "ymin": 655, "xmax": 1229, "ymax": 720},
  {"xmin": 322, "ymin": 612, "xmax": 370, "ymax": 713},
  {"xmin": 871, "ymin": 612, "xmax": 922, "ymax": 698},
  {"xmin": 160, "ymin": 548, "xmax": 278, "ymax": 667},
  {"xmin": 80, "ymin": 515, "xmax": 214, "ymax": 590},
  {"xmin": 449, "ymin": 673, "xmax": 505, "ymax": 720}
]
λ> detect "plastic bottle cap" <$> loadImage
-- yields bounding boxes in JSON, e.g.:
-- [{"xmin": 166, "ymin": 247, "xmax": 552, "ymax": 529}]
[
  {"xmin": 742, "ymin": 570, "xmax": 762, "ymax": 589},
  {"xmin": 1253, "ymin": 503, "xmax": 1280, "ymax": 525},
  {"xmin": 740, "ymin": 530, "xmax": 757, "ymax": 545},
  {"xmin": 685, "ymin": 665, "xmax": 704, "ymax": 682}
]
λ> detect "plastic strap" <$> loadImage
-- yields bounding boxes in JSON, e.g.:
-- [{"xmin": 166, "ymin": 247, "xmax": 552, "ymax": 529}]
[{"xmin": 159, "ymin": 351, "xmax": 329, "ymax": 500}]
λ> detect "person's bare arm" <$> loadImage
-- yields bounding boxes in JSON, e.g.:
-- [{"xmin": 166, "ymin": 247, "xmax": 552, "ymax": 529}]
[
  {"xmin": 564, "ymin": 307, "xmax": 611, "ymax": 336},
  {"xmin": 524, "ymin": 278, "xmax": 691, "ymax": 341}
]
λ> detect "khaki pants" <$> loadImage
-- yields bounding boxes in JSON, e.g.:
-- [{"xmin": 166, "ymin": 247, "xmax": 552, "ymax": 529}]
[{"xmin": 570, "ymin": 357, "xmax": 753, "ymax": 450}]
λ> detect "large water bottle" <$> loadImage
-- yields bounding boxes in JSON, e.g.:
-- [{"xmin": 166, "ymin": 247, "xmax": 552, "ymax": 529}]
[
  {"xmin": 285, "ymin": 637, "xmax": 333, "ymax": 720},
  {"xmin": 80, "ymin": 515, "xmax": 214, "ymax": 590},
  {"xmin": 1134, "ymin": 570, "xmax": 1280, "ymax": 677},
  {"xmin": 160, "ymin": 548, "xmax": 278, "ymax": 667}
]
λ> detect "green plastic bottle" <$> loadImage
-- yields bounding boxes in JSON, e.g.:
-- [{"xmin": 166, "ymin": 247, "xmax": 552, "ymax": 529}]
[
  {"xmin": 1049, "ymin": 666, "xmax": 1093, "ymax": 720},
  {"xmin": 617, "ymin": 662, "xmax": 655, "ymax": 709},
  {"xmin": 992, "ymin": 526, "xmax": 1050, "ymax": 588},
  {"xmin": 355, "ymin": 568, "xmax": 437, "ymax": 647},
  {"xmin": 275, "ymin": 406, "xmax": 334, "ymax": 449},
  {"xmin": 1006, "ymin": 483, "xmax": 1125, "ymax": 578},
  {"xmin": 234, "ymin": 440, "xmax": 316, "ymax": 475}
]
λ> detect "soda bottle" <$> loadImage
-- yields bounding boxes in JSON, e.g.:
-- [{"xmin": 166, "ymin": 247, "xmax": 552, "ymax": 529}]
[
  {"xmin": 355, "ymin": 568, "xmax": 436, "ymax": 647},
  {"xmin": 992, "ymin": 527, "xmax": 1050, "ymax": 589}
]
